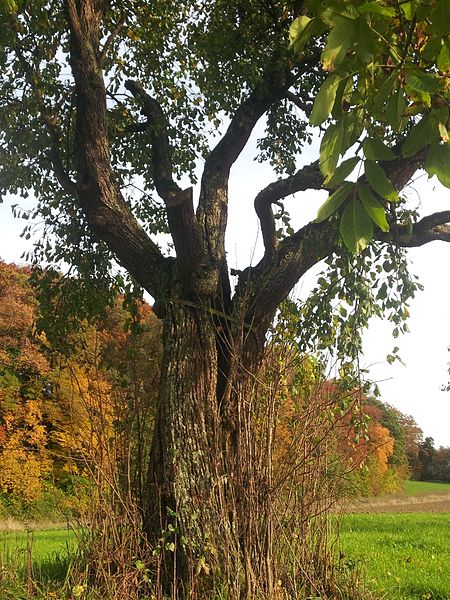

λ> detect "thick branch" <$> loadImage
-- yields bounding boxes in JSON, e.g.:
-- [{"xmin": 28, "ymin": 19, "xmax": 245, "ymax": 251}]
[
  {"xmin": 379, "ymin": 211, "xmax": 450, "ymax": 247},
  {"xmin": 99, "ymin": 15, "xmax": 124, "ymax": 66},
  {"xmin": 65, "ymin": 0, "xmax": 166, "ymax": 298},
  {"xmin": 383, "ymin": 148, "xmax": 427, "ymax": 190},
  {"xmin": 125, "ymin": 80, "xmax": 182, "ymax": 204},
  {"xmin": 196, "ymin": 51, "xmax": 319, "ymax": 298},
  {"xmin": 240, "ymin": 148, "xmax": 446, "ymax": 325},
  {"xmin": 234, "ymin": 219, "xmax": 337, "ymax": 327},
  {"xmin": 125, "ymin": 80, "xmax": 204, "ymax": 287},
  {"xmin": 254, "ymin": 160, "xmax": 323, "ymax": 257},
  {"xmin": 286, "ymin": 90, "xmax": 312, "ymax": 116}
]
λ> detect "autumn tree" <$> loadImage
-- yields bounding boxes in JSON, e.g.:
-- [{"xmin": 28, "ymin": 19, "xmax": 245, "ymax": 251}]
[
  {"xmin": 1, "ymin": 0, "xmax": 450, "ymax": 595},
  {"xmin": 0, "ymin": 261, "xmax": 161, "ymax": 518},
  {"xmin": 0, "ymin": 262, "xmax": 52, "ymax": 503}
]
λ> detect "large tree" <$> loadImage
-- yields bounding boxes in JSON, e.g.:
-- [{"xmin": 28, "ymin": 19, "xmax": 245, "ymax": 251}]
[{"xmin": 1, "ymin": 0, "xmax": 450, "ymax": 595}]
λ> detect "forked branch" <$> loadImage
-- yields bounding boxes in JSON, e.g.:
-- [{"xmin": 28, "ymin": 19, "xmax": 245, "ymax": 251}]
[
  {"xmin": 125, "ymin": 80, "xmax": 204, "ymax": 282},
  {"xmin": 254, "ymin": 160, "xmax": 323, "ymax": 258},
  {"xmin": 65, "ymin": 0, "xmax": 167, "ymax": 299}
]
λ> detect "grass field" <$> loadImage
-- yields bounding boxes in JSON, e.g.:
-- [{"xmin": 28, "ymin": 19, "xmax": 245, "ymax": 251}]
[
  {"xmin": 339, "ymin": 512, "xmax": 450, "ymax": 600},
  {"xmin": 0, "ymin": 528, "xmax": 77, "ymax": 598},
  {"xmin": 1, "ymin": 486, "xmax": 449, "ymax": 599},
  {"xmin": 403, "ymin": 480, "xmax": 450, "ymax": 496},
  {"xmin": 0, "ymin": 528, "xmax": 76, "ymax": 564}
]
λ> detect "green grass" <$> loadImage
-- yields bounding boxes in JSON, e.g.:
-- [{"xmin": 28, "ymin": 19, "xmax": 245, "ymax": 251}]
[
  {"xmin": 2, "ymin": 513, "xmax": 450, "ymax": 599},
  {"xmin": 0, "ymin": 528, "xmax": 77, "ymax": 598},
  {"xmin": 0, "ymin": 527, "xmax": 76, "ymax": 563},
  {"xmin": 339, "ymin": 512, "xmax": 450, "ymax": 600},
  {"xmin": 403, "ymin": 480, "xmax": 450, "ymax": 496}
]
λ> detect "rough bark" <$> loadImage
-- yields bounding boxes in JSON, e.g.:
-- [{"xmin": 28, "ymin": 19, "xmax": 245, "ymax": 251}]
[{"xmin": 144, "ymin": 288, "xmax": 274, "ymax": 597}]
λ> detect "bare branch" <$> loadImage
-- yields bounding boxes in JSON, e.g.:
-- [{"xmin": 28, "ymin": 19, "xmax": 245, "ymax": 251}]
[
  {"xmin": 379, "ymin": 211, "xmax": 450, "ymax": 247},
  {"xmin": 286, "ymin": 90, "xmax": 312, "ymax": 116}
]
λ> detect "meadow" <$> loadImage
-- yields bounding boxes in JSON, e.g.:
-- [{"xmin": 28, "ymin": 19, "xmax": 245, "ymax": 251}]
[
  {"xmin": 1, "ymin": 484, "xmax": 449, "ymax": 599},
  {"xmin": 403, "ymin": 480, "xmax": 450, "ymax": 496},
  {"xmin": 0, "ymin": 528, "xmax": 77, "ymax": 599},
  {"xmin": 340, "ymin": 512, "xmax": 450, "ymax": 599}
]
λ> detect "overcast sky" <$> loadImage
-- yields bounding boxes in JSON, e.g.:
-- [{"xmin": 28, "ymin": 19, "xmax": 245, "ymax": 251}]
[{"xmin": 1, "ymin": 128, "xmax": 450, "ymax": 447}]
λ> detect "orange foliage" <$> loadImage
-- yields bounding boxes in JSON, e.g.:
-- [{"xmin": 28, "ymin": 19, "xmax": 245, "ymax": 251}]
[{"xmin": 0, "ymin": 261, "xmax": 161, "ymax": 505}]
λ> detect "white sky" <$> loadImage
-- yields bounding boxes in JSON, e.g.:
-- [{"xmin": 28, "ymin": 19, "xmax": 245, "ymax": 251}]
[{"xmin": 1, "ymin": 128, "xmax": 450, "ymax": 448}]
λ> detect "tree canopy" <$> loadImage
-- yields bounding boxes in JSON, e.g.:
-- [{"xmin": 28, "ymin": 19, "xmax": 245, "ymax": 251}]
[{"xmin": 1, "ymin": 0, "xmax": 449, "ymax": 321}]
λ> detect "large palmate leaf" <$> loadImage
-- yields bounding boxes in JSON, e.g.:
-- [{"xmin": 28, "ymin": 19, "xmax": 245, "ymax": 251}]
[
  {"xmin": 321, "ymin": 16, "xmax": 356, "ymax": 72},
  {"xmin": 324, "ymin": 156, "xmax": 359, "ymax": 187},
  {"xmin": 358, "ymin": 183, "xmax": 389, "ymax": 232},
  {"xmin": 310, "ymin": 75, "xmax": 341, "ymax": 126},
  {"xmin": 364, "ymin": 161, "xmax": 399, "ymax": 202}
]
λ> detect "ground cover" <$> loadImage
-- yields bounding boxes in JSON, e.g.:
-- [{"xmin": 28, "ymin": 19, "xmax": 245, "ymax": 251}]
[
  {"xmin": 1, "ymin": 490, "xmax": 449, "ymax": 599},
  {"xmin": 0, "ymin": 528, "xmax": 76, "ymax": 599},
  {"xmin": 0, "ymin": 527, "xmax": 76, "ymax": 563},
  {"xmin": 339, "ymin": 512, "xmax": 450, "ymax": 600},
  {"xmin": 403, "ymin": 480, "xmax": 450, "ymax": 496}
]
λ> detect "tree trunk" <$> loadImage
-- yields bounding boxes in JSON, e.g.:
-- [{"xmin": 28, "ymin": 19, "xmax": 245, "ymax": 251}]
[{"xmin": 144, "ymin": 295, "xmax": 275, "ymax": 598}]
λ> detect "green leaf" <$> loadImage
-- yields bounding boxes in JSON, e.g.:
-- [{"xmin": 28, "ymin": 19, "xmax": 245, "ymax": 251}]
[
  {"xmin": 320, "ymin": 6, "xmax": 358, "ymax": 26},
  {"xmin": 340, "ymin": 198, "xmax": 374, "ymax": 253},
  {"xmin": 341, "ymin": 111, "xmax": 364, "ymax": 153},
  {"xmin": 316, "ymin": 182, "xmax": 354, "ymax": 222},
  {"xmin": 364, "ymin": 160, "xmax": 399, "ymax": 201},
  {"xmin": 402, "ymin": 115, "xmax": 437, "ymax": 157},
  {"xmin": 406, "ymin": 70, "xmax": 442, "ymax": 94},
  {"xmin": 310, "ymin": 75, "xmax": 341, "ymax": 125},
  {"xmin": 289, "ymin": 16, "xmax": 314, "ymax": 53},
  {"xmin": 290, "ymin": 16, "xmax": 311, "ymax": 45},
  {"xmin": 431, "ymin": 0, "xmax": 450, "ymax": 36},
  {"xmin": 319, "ymin": 120, "xmax": 344, "ymax": 177},
  {"xmin": 358, "ymin": 1, "xmax": 396, "ymax": 17},
  {"xmin": 324, "ymin": 156, "xmax": 359, "ymax": 186},
  {"xmin": 421, "ymin": 34, "xmax": 444, "ymax": 62},
  {"xmin": 363, "ymin": 138, "xmax": 396, "ymax": 161},
  {"xmin": 372, "ymin": 73, "xmax": 397, "ymax": 115},
  {"xmin": 399, "ymin": 1, "xmax": 415, "ymax": 20},
  {"xmin": 425, "ymin": 142, "xmax": 450, "ymax": 188},
  {"xmin": 358, "ymin": 183, "xmax": 389, "ymax": 232},
  {"xmin": 437, "ymin": 42, "xmax": 450, "ymax": 71},
  {"xmin": 354, "ymin": 16, "xmax": 375, "ymax": 64},
  {"xmin": 321, "ymin": 17, "xmax": 356, "ymax": 72},
  {"xmin": 385, "ymin": 90, "xmax": 405, "ymax": 131}
]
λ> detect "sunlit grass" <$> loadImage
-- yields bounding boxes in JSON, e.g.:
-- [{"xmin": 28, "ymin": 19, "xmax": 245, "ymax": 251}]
[
  {"xmin": 403, "ymin": 480, "xmax": 450, "ymax": 496},
  {"xmin": 339, "ymin": 512, "xmax": 450, "ymax": 600},
  {"xmin": 0, "ymin": 528, "xmax": 77, "ymax": 598},
  {"xmin": 0, "ymin": 527, "xmax": 76, "ymax": 563}
]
